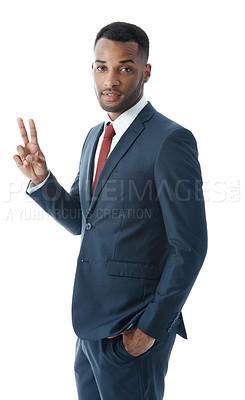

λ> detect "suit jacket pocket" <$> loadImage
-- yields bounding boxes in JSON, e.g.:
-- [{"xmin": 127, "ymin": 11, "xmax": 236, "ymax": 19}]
[
  {"xmin": 105, "ymin": 260, "xmax": 161, "ymax": 317},
  {"xmin": 107, "ymin": 259, "xmax": 161, "ymax": 280}
]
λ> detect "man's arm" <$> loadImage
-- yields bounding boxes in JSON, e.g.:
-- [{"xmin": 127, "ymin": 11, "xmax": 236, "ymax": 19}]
[
  {"xmin": 110, "ymin": 128, "xmax": 207, "ymax": 356},
  {"xmin": 27, "ymin": 170, "xmax": 82, "ymax": 235},
  {"xmin": 136, "ymin": 128, "xmax": 208, "ymax": 343}
]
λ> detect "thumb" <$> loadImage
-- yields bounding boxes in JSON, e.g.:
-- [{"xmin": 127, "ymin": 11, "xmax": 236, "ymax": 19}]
[
  {"xmin": 26, "ymin": 153, "xmax": 46, "ymax": 164},
  {"xmin": 107, "ymin": 333, "xmax": 122, "ymax": 339}
]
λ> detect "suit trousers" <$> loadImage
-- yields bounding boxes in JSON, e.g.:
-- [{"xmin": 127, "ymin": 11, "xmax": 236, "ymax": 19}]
[{"xmin": 74, "ymin": 330, "xmax": 177, "ymax": 400}]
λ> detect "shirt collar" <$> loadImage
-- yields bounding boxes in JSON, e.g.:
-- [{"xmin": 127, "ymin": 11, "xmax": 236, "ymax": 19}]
[{"xmin": 104, "ymin": 95, "xmax": 147, "ymax": 136}]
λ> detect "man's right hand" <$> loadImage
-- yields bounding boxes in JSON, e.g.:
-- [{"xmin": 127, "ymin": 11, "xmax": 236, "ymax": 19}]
[{"xmin": 13, "ymin": 118, "xmax": 49, "ymax": 186}]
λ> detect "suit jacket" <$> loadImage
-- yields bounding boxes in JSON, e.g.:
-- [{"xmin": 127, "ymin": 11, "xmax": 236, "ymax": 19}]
[{"xmin": 28, "ymin": 102, "xmax": 207, "ymax": 343}]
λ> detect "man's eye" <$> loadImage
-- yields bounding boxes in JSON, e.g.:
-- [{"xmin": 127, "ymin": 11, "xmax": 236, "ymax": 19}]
[
  {"xmin": 97, "ymin": 66, "xmax": 106, "ymax": 71},
  {"xmin": 121, "ymin": 67, "xmax": 132, "ymax": 72}
]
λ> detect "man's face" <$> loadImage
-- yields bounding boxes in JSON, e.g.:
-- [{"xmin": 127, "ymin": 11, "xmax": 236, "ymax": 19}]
[{"xmin": 92, "ymin": 38, "xmax": 151, "ymax": 120}]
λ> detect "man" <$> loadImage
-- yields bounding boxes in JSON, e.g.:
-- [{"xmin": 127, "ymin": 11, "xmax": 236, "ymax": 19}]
[{"xmin": 14, "ymin": 22, "xmax": 207, "ymax": 400}]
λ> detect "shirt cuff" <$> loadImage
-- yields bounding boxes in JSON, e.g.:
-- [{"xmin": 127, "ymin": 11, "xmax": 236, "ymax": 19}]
[{"xmin": 26, "ymin": 171, "xmax": 50, "ymax": 194}]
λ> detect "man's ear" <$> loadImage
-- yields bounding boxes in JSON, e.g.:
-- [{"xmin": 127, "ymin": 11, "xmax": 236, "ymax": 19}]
[{"xmin": 143, "ymin": 64, "xmax": 151, "ymax": 83}]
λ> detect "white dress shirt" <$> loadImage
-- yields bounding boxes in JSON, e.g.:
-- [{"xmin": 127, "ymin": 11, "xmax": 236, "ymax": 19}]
[
  {"xmin": 92, "ymin": 95, "xmax": 147, "ymax": 182},
  {"xmin": 27, "ymin": 95, "xmax": 147, "ymax": 194}
]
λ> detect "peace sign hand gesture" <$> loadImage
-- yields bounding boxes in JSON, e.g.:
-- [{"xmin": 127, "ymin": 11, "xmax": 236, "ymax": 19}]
[{"xmin": 13, "ymin": 118, "xmax": 49, "ymax": 186}]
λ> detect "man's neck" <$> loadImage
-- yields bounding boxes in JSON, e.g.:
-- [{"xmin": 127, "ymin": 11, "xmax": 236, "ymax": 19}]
[{"xmin": 107, "ymin": 95, "xmax": 144, "ymax": 121}]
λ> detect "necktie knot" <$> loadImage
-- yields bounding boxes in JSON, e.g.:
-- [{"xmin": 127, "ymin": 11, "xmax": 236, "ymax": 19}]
[{"xmin": 104, "ymin": 123, "xmax": 116, "ymax": 139}]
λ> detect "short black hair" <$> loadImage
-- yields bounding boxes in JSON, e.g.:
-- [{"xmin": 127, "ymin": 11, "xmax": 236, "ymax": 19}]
[{"xmin": 94, "ymin": 22, "xmax": 149, "ymax": 63}]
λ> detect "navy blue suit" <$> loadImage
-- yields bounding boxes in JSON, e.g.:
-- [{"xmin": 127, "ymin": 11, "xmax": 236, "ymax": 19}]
[{"xmin": 28, "ymin": 102, "xmax": 207, "ymax": 399}]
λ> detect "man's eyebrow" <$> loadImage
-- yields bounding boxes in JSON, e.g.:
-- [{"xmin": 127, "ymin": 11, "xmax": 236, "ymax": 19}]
[
  {"xmin": 94, "ymin": 59, "xmax": 136, "ymax": 64},
  {"xmin": 119, "ymin": 59, "xmax": 136, "ymax": 64}
]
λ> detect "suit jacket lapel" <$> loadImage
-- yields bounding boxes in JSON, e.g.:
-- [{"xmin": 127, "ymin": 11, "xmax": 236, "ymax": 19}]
[
  {"xmin": 79, "ymin": 122, "xmax": 104, "ymax": 215},
  {"xmin": 82, "ymin": 102, "xmax": 156, "ymax": 217}
]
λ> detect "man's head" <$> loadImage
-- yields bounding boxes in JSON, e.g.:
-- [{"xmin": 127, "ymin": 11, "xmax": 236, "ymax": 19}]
[{"xmin": 92, "ymin": 22, "xmax": 151, "ymax": 120}]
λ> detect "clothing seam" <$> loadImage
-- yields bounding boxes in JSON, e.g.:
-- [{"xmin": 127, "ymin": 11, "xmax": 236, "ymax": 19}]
[
  {"xmin": 136, "ymin": 358, "xmax": 144, "ymax": 400},
  {"xmin": 113, "ymin": 192, "xmax": 127, "ymax": 259},
  {"xmin": 145, "ymin": 201, "xmax": 159, "ymax": 263}
]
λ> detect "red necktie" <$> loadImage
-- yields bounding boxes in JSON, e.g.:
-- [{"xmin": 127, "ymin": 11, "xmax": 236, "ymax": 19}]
[{"xmin": 91, "ymin": 123, "xmax": 116, "ymax": 196}]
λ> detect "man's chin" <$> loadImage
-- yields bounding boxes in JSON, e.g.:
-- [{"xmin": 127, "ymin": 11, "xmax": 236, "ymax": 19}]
[{"xmin": 99, "ymin": 101, "xmax": 124, "ymax": 114}]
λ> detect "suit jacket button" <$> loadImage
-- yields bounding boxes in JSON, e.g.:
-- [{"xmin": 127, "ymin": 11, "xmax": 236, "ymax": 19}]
[{"xmin": 85, "ymin": 223, "xmax": 92, "ymax": 230}]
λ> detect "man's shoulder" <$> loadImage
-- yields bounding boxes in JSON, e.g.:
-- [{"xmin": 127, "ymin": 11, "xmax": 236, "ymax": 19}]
[{"xmin": 141, "ymin": 102, "xmax": 191, "ymax": 137}]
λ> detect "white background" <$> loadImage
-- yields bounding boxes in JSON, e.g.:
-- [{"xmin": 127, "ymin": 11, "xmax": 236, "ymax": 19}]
[{"xmin": 0, "ymin": 0, "xmax": 244, "ymax": 399}]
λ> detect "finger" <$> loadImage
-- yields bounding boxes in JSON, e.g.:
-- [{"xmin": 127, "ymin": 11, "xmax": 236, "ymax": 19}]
[
  {"xmin": 17, "ymin": 117, "xmax": 29, "ymax": 146},
  {"xmin": 13, "ymin": 154, "xmax": 24, "ymax": 168},
  {"xmin": 16, "ymin": 145, "xmax": 27, "ymax": 161},
  {"xmin": 28, "ymin": 119, "xmax": 39, "ymax": 145},
  {"xmin": 16, "ymin": 145, "xmax": 30, "ymax": 167}
]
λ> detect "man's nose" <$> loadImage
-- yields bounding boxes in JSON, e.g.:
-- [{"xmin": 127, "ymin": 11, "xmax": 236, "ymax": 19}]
[{"xmin": 104, "ymin": 70, "xmax": 120, "ymax": 87}]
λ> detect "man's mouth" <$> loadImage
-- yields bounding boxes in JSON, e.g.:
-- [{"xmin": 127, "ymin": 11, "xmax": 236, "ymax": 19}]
[{"xmin": 101, "ymin": 90, "xmax": 121, "ymax": 102}]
